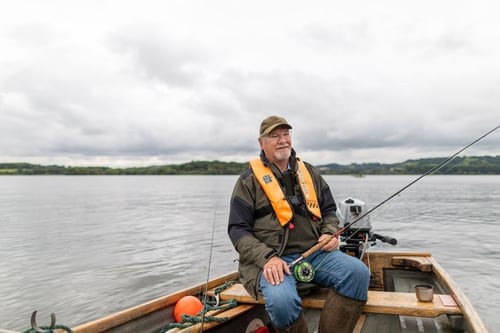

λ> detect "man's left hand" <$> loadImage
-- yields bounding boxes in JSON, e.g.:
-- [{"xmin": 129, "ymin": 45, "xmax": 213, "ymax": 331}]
[{"xmin": 318, "ymin": 234, "xmax": 339, "ymax": 252}]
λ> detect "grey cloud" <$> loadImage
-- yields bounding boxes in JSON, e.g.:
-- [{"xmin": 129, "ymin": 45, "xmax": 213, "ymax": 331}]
[
  {"xmin": 1, "ymin": 2, "xmax": 499, "ymax": 167},
  {"xmin": 109, "ymin": 28, "xmax": 208, "ymax": 88}
]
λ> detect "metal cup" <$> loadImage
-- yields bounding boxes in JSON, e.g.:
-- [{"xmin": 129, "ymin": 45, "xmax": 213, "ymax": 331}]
[{"xmin": 415, "ymin": 284, "xmax": 434, "ymax": 302}]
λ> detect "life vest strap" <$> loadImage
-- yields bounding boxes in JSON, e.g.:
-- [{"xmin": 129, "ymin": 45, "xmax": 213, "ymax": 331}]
[{"xmin": 250, "ymin": 158, "xmax": 321, "ymax": 227}]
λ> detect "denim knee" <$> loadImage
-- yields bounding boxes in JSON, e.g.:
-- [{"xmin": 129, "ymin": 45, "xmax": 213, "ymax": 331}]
[
  {"xmin": 340, "ymin": 257, "xmax": 370, "ymax": 300},
  {"xmin": 312, "ymin": 250, "xmax": 370, "ymax": 301},
  {"xmin": 259, "ymin": 274, "xmax": 302, "ymax": 328}
]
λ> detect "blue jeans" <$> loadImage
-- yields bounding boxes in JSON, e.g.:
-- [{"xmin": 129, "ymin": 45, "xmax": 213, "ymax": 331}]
[{"xmin": 259, "ymin": 250, "xmax": 370, "ymax": 329}]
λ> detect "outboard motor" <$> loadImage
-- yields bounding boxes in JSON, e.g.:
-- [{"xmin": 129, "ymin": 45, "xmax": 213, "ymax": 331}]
[
  {"xmin": 337, "ymin": 197, "xmax": 371, "ymax": 232},
  {"xmin": 337, "ymin": 197, "xmax": 397, "ymax": 258},
  {"xmin": 337, "ymin": 198, "xmax": 372, "ymax": 258}
]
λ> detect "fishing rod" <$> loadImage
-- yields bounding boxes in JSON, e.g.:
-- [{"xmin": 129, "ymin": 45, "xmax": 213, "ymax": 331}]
[
  {"xmin": 289, "ymin": 124, "xmax": 500, "ymax": 271},
  {"xmin": 200, "ymin": 210, "xmax": 217, "ymax": 332}
]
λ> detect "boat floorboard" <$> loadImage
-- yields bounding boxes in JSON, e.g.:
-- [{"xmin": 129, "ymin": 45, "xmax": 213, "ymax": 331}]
[{"xmin": 360, "ymin": 314, "xmax": 456, "ymax": 333}]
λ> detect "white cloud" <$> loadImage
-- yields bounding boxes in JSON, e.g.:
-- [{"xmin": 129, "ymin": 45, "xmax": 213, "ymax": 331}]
[{"xmin": 0, "ymin": 0, "xmax": 499, "ymax": 167}]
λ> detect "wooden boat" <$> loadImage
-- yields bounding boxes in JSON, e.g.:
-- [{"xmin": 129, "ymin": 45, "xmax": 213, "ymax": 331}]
[
  {"xmin": 57, "ymin": 250, "xmax": 486, "ymax": 333},
  {"xmin": 10, "ymin": 198, "xmax": 488, "ymax": 333}
]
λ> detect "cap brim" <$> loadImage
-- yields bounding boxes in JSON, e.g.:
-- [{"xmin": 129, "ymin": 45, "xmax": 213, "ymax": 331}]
[{"xmin": 261, "ymin": 123, "xmax": 292, "ymax": 136}]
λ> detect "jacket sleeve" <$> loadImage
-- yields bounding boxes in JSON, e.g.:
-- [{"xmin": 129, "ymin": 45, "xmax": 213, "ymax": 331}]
[
  {"xmin": 227, "ymin": 172, "xmax": 277, "ymax": 268},
  {"xmin": 319, "ymin": 183, "xmax": 340, "ymax": 235}
]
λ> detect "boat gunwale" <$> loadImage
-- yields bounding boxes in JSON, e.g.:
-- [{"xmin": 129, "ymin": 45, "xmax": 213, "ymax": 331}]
[
  {"xmin": 71, "ymin": 272, "xmax": 239, "ymax": 333},
  {"xmin": 428, "ymin": 256, "xmax": 488, "ymax": 333}
]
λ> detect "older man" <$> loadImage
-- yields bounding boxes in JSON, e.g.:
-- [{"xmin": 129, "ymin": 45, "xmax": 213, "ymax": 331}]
[{"xmin": 228, "ymin": 115, "xmax": 370, "ymax": 333}]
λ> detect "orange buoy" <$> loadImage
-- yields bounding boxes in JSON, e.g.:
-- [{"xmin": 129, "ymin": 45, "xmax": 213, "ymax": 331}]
[{"xmin": 174, "ymin": 296, "xmax": 204, "ymax": 322}]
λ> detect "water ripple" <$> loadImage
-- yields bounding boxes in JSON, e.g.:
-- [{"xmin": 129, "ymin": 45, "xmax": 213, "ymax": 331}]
[{"xmin": 0, "ymin": 175, "xmax": 498, "ymax": 331}]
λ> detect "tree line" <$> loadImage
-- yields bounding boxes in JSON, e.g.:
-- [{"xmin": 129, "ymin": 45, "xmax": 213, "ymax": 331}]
[
  {"xmin": 317, "ymin": 155, "xmax": 500, "ymax": 175},
  {"xmin": 1, "ymin": 156, "xmax": 499, "ymax": 175}
]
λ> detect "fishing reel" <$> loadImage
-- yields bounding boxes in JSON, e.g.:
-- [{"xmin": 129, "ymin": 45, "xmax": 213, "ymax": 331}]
[{"xmin": 293, "ymin": 261, "xmax": 315, "ymax": 282}]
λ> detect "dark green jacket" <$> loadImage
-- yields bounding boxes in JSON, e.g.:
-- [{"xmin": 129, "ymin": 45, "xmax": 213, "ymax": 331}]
[{"xmin": 227, "ymin": 150, "xmax": 339, "ymax": 298}]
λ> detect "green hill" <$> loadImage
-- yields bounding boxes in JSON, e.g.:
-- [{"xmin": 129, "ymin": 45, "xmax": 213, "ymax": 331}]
[
  {"xmin": 317, "ymin": 155, "xmax": 500, "ymax": 175},
  {"xmin": 1, "ymin": 155, "xmax": 499, "ymax": 175}
]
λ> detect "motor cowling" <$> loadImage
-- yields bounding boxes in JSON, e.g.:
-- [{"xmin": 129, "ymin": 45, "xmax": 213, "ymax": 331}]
[
  {"xmin": 337, "ymin": 197, "xmax": 372, "ymax": 232},
  {"xmin": 337, "ymin": 197, "xmax": 397, "ymax": 259},
  {"xmin": 337, "ymin": 197, "xmax": 373, "ymax": 258}
]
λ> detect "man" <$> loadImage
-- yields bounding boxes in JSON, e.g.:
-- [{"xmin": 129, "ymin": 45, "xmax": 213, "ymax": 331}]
[{"xmin": 228, "ymin": 115, "xmax": 370, "ymax": 333}]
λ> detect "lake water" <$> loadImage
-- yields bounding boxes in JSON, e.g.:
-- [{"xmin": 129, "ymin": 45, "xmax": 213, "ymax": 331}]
[{"xmin": 0, "ymin": 175, "xmax": 499, "ymax": 331}]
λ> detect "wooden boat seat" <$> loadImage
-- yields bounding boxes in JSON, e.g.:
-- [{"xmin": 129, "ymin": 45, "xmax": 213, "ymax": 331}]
[{"xmin": 207, "ymin": 283, "xmax": 463, "ymax": 318}]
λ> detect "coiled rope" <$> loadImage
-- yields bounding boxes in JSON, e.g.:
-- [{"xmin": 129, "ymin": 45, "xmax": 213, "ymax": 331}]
[{"xmin": 159, "ymin": 280, "xmax": 238, "ymax": 333}]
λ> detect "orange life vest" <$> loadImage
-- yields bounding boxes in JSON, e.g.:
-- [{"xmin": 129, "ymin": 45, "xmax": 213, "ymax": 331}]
[{"xmin": 250, "ymin": 158, "xmax": 322, "ymax": 227}]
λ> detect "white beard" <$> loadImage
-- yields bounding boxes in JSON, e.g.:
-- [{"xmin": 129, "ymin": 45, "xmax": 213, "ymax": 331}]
[{"xmin": 273, "ymin": 148, "xmax": 291, "ymax": 162}]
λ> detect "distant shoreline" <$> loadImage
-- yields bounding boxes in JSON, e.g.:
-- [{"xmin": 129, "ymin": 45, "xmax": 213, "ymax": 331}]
[{"xmin": 1, "ymin": 155, "xmax": 499, "ymax": 175}]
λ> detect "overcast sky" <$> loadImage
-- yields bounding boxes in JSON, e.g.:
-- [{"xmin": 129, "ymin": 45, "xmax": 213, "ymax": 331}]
[{"xmin": 1, "ymin": 0, "xmax": 499, "ymax": 167}]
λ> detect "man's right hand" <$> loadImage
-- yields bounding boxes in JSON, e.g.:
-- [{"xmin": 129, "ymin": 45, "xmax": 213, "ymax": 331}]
[{"xmin": 263, "ymin": 256, "xmax": 291, "ymax": 285}]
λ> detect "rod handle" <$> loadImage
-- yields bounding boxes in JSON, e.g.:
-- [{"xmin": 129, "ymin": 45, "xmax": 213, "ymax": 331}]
[{"xmin": 301, "ymin": 235, "xmax": 332, "ymax": 259}]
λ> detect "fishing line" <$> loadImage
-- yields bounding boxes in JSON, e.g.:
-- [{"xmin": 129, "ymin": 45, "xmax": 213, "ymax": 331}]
[
  {"xmin": 289, "ymin": 124, "xmax": 500, "ymax": 270},
  {"xmin": 434, "ymin": 156, "xmax": 473, "ymax": 176},
  {"xmin": 200, "ymin": 210, "xmax": 217, "ymax": 332},
  {"xmin": 340, "ymin": 150, "xmax": 468, "ymax": 245}
]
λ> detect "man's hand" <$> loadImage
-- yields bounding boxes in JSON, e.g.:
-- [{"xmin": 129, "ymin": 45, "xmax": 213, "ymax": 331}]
[
  {"xmin": 318, "ymin": 234, "xmax": 339, "ymax": 252},
  {"xmin": 263, "ymin": 256, "xmax": 291, "ymax": 285}
]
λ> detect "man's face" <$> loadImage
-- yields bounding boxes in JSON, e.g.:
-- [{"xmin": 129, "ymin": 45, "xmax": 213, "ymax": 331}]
[{"xmin": 259, "ymin": 125, "xmax": 292, "ymax": 164}]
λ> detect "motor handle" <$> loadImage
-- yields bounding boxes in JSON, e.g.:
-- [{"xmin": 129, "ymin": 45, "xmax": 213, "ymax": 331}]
[{"xmin": 373, "ymin": 233, "xmax": 397, "ymax": 245}]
